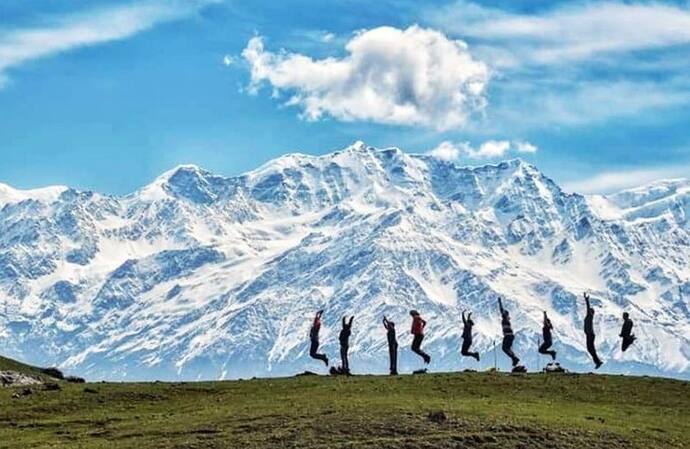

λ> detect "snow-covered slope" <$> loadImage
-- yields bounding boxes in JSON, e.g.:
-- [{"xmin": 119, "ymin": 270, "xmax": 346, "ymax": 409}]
[{"xmin": 1, "ymin": 142, "xmax": 689, "ymax": 380}]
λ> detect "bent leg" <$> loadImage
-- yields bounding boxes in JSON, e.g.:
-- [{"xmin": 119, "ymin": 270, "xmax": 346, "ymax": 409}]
[
  {"xmin": 586, "ymin": 334, "xmax": 602, "ymax": 366},
  {"xmin": 502, "ymin": 336, "xmax": 520, "ymax": 366}
]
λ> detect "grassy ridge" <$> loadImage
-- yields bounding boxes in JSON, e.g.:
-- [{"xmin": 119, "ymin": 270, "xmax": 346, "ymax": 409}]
[
  {"xmin": 0, "ymin": 355, "xmax": 52, "ymax": 380},
  {"xmin": 0, "ymin": 371, "xmax": 688, "ymax": 448}
]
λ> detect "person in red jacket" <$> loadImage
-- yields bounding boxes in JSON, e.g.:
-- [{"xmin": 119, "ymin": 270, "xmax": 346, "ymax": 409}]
[{"xmin": 409, "ymin": 310, "xmax": 431, "ymax": 364}]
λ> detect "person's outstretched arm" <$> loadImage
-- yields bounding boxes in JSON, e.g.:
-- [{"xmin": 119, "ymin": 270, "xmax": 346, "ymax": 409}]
[
  {"xmin": 584, "ymin": 293, "xmax": 591, "ymax": 311},
  {"xmin": 348, "ymin": 316, "xmax": 354, "ymax": 327},
  {"xmin": 462, "ymin": 311, "xmax": 466, "ymax": 325},
  {"xmin": 342, "ymin": 316, "xmax": 346, "ymax": 328},
  {"xmin": 498, "ymin": 297, "xmax": 505, "ymax": 315},
  {"xmin": 383, "ymin": 317, "xmax": 389, "ymax": 330},
  {"xmin": 543, "ymin": 311, "xmax": 548, "ymax": 325}
]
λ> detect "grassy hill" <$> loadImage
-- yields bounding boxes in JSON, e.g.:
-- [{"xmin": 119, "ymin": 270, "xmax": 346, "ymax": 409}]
[
  {"xmin": 0, "ymin": 369, "xmax": 688, "ymax": 449},
  {"xmin": 0, "ymin": 355, "xmax": 55, "ymax": 380}
]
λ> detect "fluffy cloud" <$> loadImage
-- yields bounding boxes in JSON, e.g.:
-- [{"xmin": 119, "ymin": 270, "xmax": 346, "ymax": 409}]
[
  {"xmin": 429, "ymin": 1, "xmax": 690, "ymax": 65},
  {"xmin": 242, "ymin": 26, "xmax": 490, "ymax": 130},
  {"xmin": 0, "ymin": 0, "xmax": 212, "ymax": 87},
  {"xmin": 427, "ymin": 139, "xmax": 538, "ymax": 160}
]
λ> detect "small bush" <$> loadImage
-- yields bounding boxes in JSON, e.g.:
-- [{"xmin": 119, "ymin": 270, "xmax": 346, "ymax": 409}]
[
  {"xmin": 66, "ymin": 376, "xmax": 85, "ymax": 383},
  {"xmin": 41, "ymin": 367, "xmax": 64, "ymax": 379}
]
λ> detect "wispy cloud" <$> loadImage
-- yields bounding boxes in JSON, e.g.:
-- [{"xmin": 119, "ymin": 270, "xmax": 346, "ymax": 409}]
[
  {"xmin": 0, "ymin": 0, "xmax": 212, "ymax": 87},
  {"xmin": 429, "ymin": 1, "xmax": 690, "ymax": 66},
  {"xmin": 427, "ymin": 139, "xmax": 537, "ymax": 161},
  {"xmin": 242, "ymin": 26, "xmax": 490, "ymax": 130},
  {"xmin": 563, "ymin": 166, "xmax": 690, "ymax": 194}
]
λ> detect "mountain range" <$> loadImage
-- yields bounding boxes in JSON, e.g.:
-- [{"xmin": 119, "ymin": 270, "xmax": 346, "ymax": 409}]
[{"xmin": 1, "ymin": 141, "xmax": 689, "ymax": 380}]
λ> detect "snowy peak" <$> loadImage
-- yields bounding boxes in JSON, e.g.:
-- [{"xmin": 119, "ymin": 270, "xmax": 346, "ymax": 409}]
[
  {"xmin": 1, "ymin": 142, "xmax": 689, "ymax": 381},
  {"xmin": 0, "ymin": 182, "xmax": 68, "ymax": 207}
]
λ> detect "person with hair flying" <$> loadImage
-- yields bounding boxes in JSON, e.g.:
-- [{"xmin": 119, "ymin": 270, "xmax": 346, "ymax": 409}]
[
  {"xmin": 410, "ymin": 310, "xmax": 431, "ymax": 364},
  {"xmin": 498, "ymin": 297, "xmax": 520, "ymax": 367},
  {"xmin": 538, "ymin": 311, "xmax": 557, "ymax": 360},
  {"xmin": 309, "ymin": 310, "xmax": 329, "ymax": 367},
  {"xmin": 382, "ymin": 316, "xmax": 398, "ymax": 375},
  {"xmin": 460, "ymin": 311, "xmax": 480, "ymax": 362},
  {"xmin": 583, "ymin": 293, "xmax": 603, "ymax": 369}
]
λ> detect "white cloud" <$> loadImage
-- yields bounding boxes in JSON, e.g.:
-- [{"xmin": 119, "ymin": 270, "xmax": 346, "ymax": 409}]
[
  {"xmin": 223, "ymin": 54, "xmax": 235, "ymax": 66},
  {"xmin": 427, "ymin": 139, "xmax": 538, "ymax": 160},
  {"xmin": 0, "ymin": 0, "xmax": 212, "ymax": 87},
  {"xmin": 427, "ymin": 141, "xmax": 463, "ymax": 161},
  {"xmin": 321, "ymin": 32, "xmax": 336, "ymax": 43},
  {"xmin": 242, "ymin": 26, "xmax": 490, "ymax": 130},
  {"xmin": 430, "ymin": 1, "xmax": 690, "ymax": 65},
  {"xmin": 563, "ymin": 166, "xmax": 690, "ymax": 194}
]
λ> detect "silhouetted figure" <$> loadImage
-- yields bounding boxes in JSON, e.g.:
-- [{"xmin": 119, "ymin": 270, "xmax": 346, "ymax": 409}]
[
  {"xmin": 383, "ymin": 316, "xmax": 398, "ymax": 375},
  {"xmin": 620, "ymin": 312, "xmax": 636, "ymax": 352},
  {"xmin": 460, "ymin": 311, "xmax": 480, "ymax": 362},
  {"xmin": 309, "ymin": 310, "xmax": 329, "ymax": 367},
  {"xmin": 538, "ymin": 311, "xmax": 557, "ymax": 361},
  {"xmin": 583, "ymin": 293, "xmax": 603, "ymax": 369},
  {"xmin": 410, "ymin": 310, "xmax": 431, "ymax": 364},
  {"xmin": 339, "ymin": 315, "xmax": 354, "ymax": 374},
  {"xmin": 498, "ymin": 298, "xmax": 520, "ymax": 367}
]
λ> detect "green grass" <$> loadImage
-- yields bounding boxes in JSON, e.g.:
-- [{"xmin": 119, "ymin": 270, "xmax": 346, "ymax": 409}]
[
  {"xmin": 0, "ymin": 355, "xmax": 53, "ymax": 380},
  {"xmin": 0, "ymin": 370, "xmax": 688, "ymax": 448}
]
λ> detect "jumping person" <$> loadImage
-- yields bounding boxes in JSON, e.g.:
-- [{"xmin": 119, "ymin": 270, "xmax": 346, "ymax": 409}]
[
  {"xmin": 498, "ymin": 297, "xmax": 520, "ymax": 367},
  {"xmin": 538, "ymin": 311, "xmax": 557, "ymax": 361},
  {"xmin": 382, "ymin": 316, "xmax": 398, "ymax": 375},
  {"xmin": 309, "ymin": 310, "xmax": 329, "ymax": 367},
  {"xmin": 583, "ymin": 293, "xmax": 603, "ymax": 369},
  {"xmin": 339, "ymin": 315, "xmax": 354, "ymax": 374},
  {"xmin": 460, "ymin": 311, "xmax": 480, "ymax": 362},
  {"xmin": 410, "ymin": 310, "xmax": 431, "ymax": 364},
  {"xmin": 620, "ymin": 312, "xmax": 636, "ymax": 352}
]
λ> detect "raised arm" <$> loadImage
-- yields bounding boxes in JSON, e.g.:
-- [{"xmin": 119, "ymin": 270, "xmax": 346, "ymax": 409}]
[
  {"xmin": 584, "ymin": 293, "xmax": 591, "ymax": 311},
  {"xmin": 342, "ymin": 316, "xmax": 346, "ymax": 328},
  {"xmin": 498, "ymin": 297, "xmax": 505, "ymax": 315},
  {"xmin": 348, "ymin": 316, "xmax": 354, "ymax": 327},
  {"xmin": 383, "ymin": 316, "xmax": 389, "ymax": 330},
  {"xmin": 462, "ymin": 311, "xmax": 467, "ymax": 325}
]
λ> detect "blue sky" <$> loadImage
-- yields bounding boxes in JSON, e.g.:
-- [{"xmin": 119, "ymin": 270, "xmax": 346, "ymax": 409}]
[{"xmin": 1, "ymin": 0, "xmax": 689, "ymax": 195}]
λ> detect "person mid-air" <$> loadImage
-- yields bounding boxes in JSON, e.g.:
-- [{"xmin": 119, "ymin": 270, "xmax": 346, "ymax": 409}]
[
  {"xmin": 583, "ymin": 293, "xmax": 603, "ymax": 369},
  {"xmin": 460, "ymin": 311, "xmax": 480, "ymax": 362},
  {"xmin": 410, "ymin": 310, "xmax": 431, "ymax": 364},
  {"xmin": 619, "ymin": 312, "xmax": 636, "ymax": 352},
  {"xmin": 339, "ymin": 315, "xmax": 354, "ymax": 374},
  {"xmin": 498, "ymin": 297, "xmax": 520, "ymax": 367},
  {"xmin": 538, "ymin": 311, "xmax": 557, "ymax": 361},
  {"xmin": 309, "ymin": 310, "xmax": 329, "ymax": 367},
  {"xmin": 382, "ymin": 316, "xmax": 398, "ymax": 375}
]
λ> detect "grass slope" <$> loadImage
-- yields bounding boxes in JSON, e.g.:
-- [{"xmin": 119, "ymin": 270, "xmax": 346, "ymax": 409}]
[
  {"xmin": 0, "ymin": 371, "xmax": 688, "ymax": 449},
  {"xmin": 0, "ymin": 355, "xmax": 51, "ymax": 380}
]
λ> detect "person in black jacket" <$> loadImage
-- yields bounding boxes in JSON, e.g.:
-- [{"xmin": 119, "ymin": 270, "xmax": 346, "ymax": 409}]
[
  {"xmin": 498, "ymin": 298, "xmax": 520, "ymax": 367},
  {"xmin": 460, "ymin": 311, "xmax": 480, "ymax": 361},
  {"xmin": 339, "ymin": 315, "xmax": 354, "ymax": 374},
  {"xmin": 620, "ymin": 312, "xmax": 636, "ymax": 352},
  {"xmin": 309, "ymin": 310, "xmax": 329, "ymax": 366},
  {"xmin": 382, "ymin": 316, "xmax": 398, "ymax": 375},
  {"xmin": 583, "ymin": 293, "xmax": 603, "ymax": 369},
  {"xmin": 538, "ymin": 311, "xmax": 557, "ymax": 360}
]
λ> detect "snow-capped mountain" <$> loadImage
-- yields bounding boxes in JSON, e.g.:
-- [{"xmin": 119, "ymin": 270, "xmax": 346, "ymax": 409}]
[{"xmin": 1, "ymin": 142, "xmax": 689, "ymax": 380}]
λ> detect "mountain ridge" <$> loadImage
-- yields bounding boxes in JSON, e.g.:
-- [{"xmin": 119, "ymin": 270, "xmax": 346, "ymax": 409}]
[{"xmin": 1, "ymin": 142, "xmax": 689, "ymax": 380}]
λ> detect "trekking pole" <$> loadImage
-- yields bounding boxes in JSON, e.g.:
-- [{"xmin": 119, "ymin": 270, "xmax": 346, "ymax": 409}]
[{"xmin": 493, "ymin": 338, "xmax": 497, "ymax": 372}]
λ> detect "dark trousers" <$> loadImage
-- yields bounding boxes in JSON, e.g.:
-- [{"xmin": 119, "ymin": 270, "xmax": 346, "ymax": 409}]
[
  {"xmin": 621, "ymin": 335, "xmax": 636, "ymax": 352},
  {"xmin": 461, "ymin": 338, "xmax": 479, "ymax": 360},
  {"xmin": 340, "ymin": 344, "xmax": 349, "ymax": 372},
  {"xmin": 502, "ymin": 335, "xmax": 520, "ymax": 366},
  {"xmin": 411, "ymin": 334, "xmax": 430, "ymax": 362},
  {"xmin": 538, "ymin": 339, "xmax": 556, "ymax": 360},
  {"xmin": 586, "ymin": 333, "xmax": 602, "ymax": 365},
  {"xmin": 309, "ymin": 339, "xmax": 327, "ymax": 364},
  {"xmin": 388, "ymin": 342, "xmax": 398, "ymax": 374}
]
